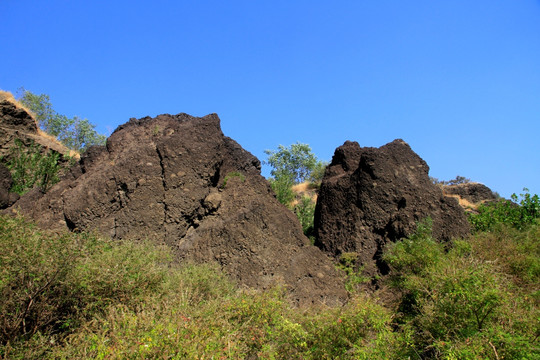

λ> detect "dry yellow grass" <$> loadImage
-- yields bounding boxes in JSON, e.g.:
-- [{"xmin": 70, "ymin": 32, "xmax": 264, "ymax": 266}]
[
  {"xmin": 0, "ymin": 90, "xmax": 35, "ymax": 118},
  {"xmin": 292, "ymin": 182, "xmax": 310, "ymax": 193},
  {"xmin": 290, "ymin": 181, "xmax": 318, "ymax": 206},
  {"xmin": 443, "ymin": 193, "xmax": 478, "ymax": 211},
  {"xmin": 0, "ymin": 89, "xmax": 79, "ymax": 158}
]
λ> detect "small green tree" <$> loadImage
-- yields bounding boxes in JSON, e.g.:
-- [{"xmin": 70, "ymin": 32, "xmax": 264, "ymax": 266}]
[
  {"xmin": 264, "ymin": 143, "xmax": 324, "ymax": 184},
  {"xmin": 59, "ymin": 116, "xmax": 107, "ymax": 152},
  {"xmin": 17, "ymin": 88, "xmax": 106, "ymax": 152},
  {"xmin": 265, "ymin": 143, "xmax": 327, "ymax": 238}
]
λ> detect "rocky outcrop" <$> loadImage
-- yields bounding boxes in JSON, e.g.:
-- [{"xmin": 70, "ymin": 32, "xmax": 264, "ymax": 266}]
[
  {"xmin": 0, "ymin": 99, "xmax": 72, "ymax": 162},
  {"xmin": 442, "ymin": 182, "xmax": 498, "ymax": 211},
  {"xmin": 0, "ymin": 98, "xmax": 74, "ymax": 205},
  {"xmin": 314, "ymin": 139, "xmax": 470, "ymax": 274},
  {"xmin": 9, "ymin": 113, "xmax": 347, "ymax": 306}
]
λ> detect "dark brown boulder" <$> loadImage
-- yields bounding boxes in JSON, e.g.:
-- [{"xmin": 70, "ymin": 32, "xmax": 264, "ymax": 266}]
[
  {"xmin": 314, "ymin": 139, "xmax": 470, "ymax": 274},
  {"xmin": 9, "ymin": 113, "xmax": 347, "ymax": 305}
]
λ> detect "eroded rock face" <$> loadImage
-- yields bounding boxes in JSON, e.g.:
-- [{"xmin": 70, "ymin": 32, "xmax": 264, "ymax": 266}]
[
  {"xmin": 10, "ymin": 113, "xmax": 347, "ymax": 305},
  {"xmin": 0, "ymin": 100, "xmax": 71, "ymax": 161},
  {"xmin": 442, "ymin": 183, "xmax": 498, "ymax": 207},
  {"xmin": 314, "ymin": 139, "xmax": 470, "ymax": 274}
]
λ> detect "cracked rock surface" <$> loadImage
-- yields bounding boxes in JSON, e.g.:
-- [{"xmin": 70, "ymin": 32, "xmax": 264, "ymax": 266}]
[
  {"xmin": 314, "ymin": 139, "xmax": 470, "ymax": 275},
  {"xmin": 9, "ymin": 113, "xmax": 347, "ymax": 305}
]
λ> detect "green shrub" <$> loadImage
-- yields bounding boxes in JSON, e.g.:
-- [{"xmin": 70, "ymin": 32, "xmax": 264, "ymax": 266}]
[
  {"xmin": 4, "ymin": 139, "xmax": 63, "ymax": 194},
  {"xmin": 268, "ymin": 171, "xmax": 295, "ymax": 207},
  {"xmin": 294, "ymin": 195, "xmax": 316, "ymax": 238},
  {"xmin": 384, "ymin": 218, "xmax": 443, "ymax": 278},
  {"xmin": 469, "ymin": 189, "xmax": 540, "ymax": 232},
  {"xmin": 384, "ymin": 217, "xmax": 539, "ymax": 359},
  {"xmin": 335, "ymin": 252, "xmax": 370, "ymax": 293},
  {"xmin": 0, "ymin": 215, "xmax": 171, "ymax": 346},
  {"xmin": 3, "ymin": 213, "xmax": 538, "ymax": 359}
]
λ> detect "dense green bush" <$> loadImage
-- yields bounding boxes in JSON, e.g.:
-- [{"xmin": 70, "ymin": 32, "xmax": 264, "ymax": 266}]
[
  {"xmin": 4, "ymin": 139, "xmax": 63, "ymax": 194},
  {"xmin": 2, "ymin": 210, "xmax": 538, "ymax": 359},
  {"xmin": 268, "ymin": 170, "xmax": 296, "ymax": 207},
  {"xmin": 469, "ymin": 189, "xmax": 540, "ymax": 232},
  {"xmin": 384, "ymin": 219, "xmax": 539, "ymax": 359},
  {"xmin": 0, "ymin": 215, "xmax": 171, "ymax": 347},
  {"xmin": 294, "ymin": 195, "xmax": 316, "ymax": 239},
  {"xmin": 0, "ymin": 214, "xmax": 406, "ymax": 359}
]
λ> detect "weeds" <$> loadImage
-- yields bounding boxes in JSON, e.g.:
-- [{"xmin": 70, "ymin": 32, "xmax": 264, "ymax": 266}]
[
  {"xmin": 1, "ymin": 202, "xmax": 538, "ymax": 358},
  {"xmin": 3, "ymin": 139, "xmax": 63, "ymax": 194}
]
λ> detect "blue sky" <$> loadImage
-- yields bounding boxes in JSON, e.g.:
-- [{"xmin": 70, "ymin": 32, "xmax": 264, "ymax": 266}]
[{"xmin": 1, "ymin": 1, "xmax": 539, "ymax": 198}]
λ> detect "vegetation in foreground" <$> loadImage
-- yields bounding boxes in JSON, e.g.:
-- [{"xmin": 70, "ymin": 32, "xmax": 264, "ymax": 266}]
[{"xmin": 1, "ymin": 192, "xmax": 538, "ymax": 359}]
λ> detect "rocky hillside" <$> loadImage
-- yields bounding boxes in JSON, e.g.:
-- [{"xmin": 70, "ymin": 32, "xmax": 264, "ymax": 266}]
[{"xmin": 7, "ymin": 112, "xmax": 347, "ymax": 305}]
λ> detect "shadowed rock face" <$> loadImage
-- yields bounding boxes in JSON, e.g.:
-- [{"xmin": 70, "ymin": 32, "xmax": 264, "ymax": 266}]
[
  {"xmin": 10, "ymin": 113, "xmax": 347, "ymax": 306},
  {"xmin": 314, "ymin": 139, "xmax": 470, "ymax": 274}
]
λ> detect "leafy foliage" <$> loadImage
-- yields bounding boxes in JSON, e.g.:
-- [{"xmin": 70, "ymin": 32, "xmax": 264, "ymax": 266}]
[
  {"xmin": 2, "ymin": 189, "xmax": 538, "ymax": 358},
  {"xmin": 336, "ymin": 252, "xmax": 370, "ymax": 293},
  {"xmin": 268, "ymin": 170, "xmax": 296, "ymax": 207},
  {"xmin": 384, "ymin": 219, "xmax": 539, "ymax": 359},
  {"xmin": 4, "ymin": 139, "xmax": 63, "ymax": 194},
  {"xmin": 265, "ymin": 143, "xmax": 327, "ymax": 238},
  {"xmin": 431, "ymin": 175, "xmax": 471, "ymax": 186},
  {"xmin": 294, "ymin": 195, "xmax": 316, "ymax": 239},
  {"xmin": 17, "ymin": 88, "xmax": 106, "ymax": 152},
  {"xmin": 0, "ymin": 214, "xmax": 407, "ymax": 359},
  {"xmin": 264, "ymin": 142, "xmax": 326, "ymax": 185},
  {"xmin": 469, "ymin": 189, "xmax": 540, "ymax": 232}
]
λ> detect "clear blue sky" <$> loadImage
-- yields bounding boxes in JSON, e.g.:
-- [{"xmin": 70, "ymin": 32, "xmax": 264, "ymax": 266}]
[{"xmin": 1, "ymin": 1, "xmax": 539, "ymax": 198}]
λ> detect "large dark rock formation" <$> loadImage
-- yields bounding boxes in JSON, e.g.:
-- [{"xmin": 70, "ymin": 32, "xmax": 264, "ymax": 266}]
[
  {"xmin": 9, "ymin": 113, "xmax": 347, "ymax": 305},
  {"xmin": 314, "ymin": 139, "xmax": 470, "ymax": 274}
]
